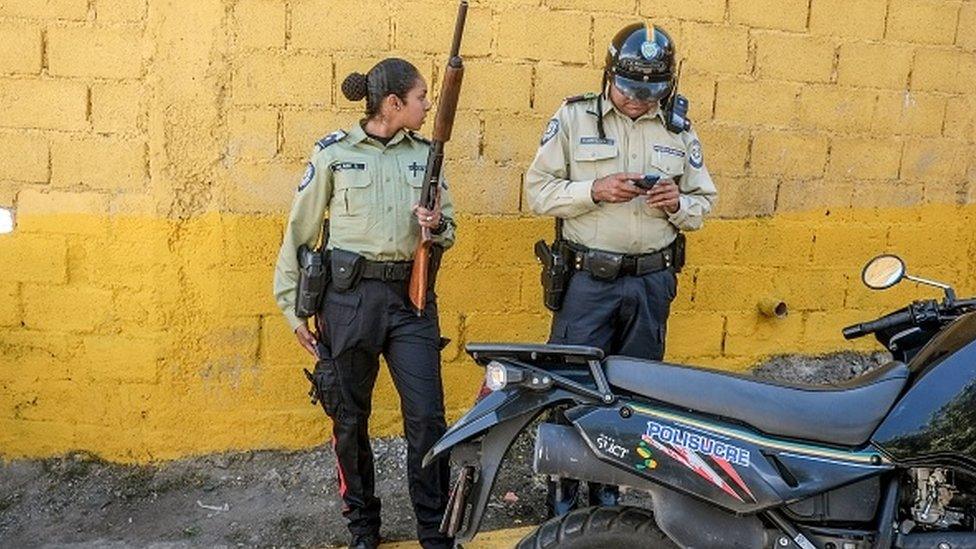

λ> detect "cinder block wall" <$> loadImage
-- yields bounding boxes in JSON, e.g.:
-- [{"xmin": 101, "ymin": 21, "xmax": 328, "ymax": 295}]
[{"xmin": 0, "ymin": 0, "xmax": 974, "ymax": 462}]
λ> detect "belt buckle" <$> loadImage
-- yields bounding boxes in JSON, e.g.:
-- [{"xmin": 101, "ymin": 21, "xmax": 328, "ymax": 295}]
[{"xmin": 384, "ymin": 263, "xmax": 397, "ymax": 280}]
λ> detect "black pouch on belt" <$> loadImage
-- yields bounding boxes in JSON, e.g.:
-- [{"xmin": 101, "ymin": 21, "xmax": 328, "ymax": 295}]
[
  {"xmin": 295, "ymin": 245, "xmax": 330, "ymax": 318},
  {"xmin": 330, "ymin": 248, "xmax": 364, "ymax": 292},
  {"xmin": 586, "ymin": 249, "xmax": 623, "ymax": 281}
]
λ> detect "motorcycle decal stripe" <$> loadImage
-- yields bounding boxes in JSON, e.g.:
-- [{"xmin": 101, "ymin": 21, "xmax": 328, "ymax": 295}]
[
  {"xmin": 642, "ymin": 434, "xmax": 744, "ymax": 503},
  {"xmin": 630, "ymin": 404, "xmax": 885, "ymax": 466},
  {"xmin": 711, "ymin": 455, "xmax": 756, "ymax": 502},
  {"xmin": 670, "ymin": 443, "xmax": 745, "ymax": 503}
]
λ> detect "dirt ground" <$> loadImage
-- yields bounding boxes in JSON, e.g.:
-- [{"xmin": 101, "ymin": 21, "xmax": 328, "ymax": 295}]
[{"xmin": 0, "ymin": 351, "xmax": 887, "ymax": 548}]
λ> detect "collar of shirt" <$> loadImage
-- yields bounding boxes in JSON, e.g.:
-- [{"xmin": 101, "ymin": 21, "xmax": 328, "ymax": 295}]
[{"xmin": 346, "ymin": 122, "xmax": 413, "ymax": 149}]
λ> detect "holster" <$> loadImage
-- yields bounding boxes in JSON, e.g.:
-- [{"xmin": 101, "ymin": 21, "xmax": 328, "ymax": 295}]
[
  {"xmin": 535, "ymin": 239, "xmax": 572, "ymax": 312},
  {"xmin": 673, "ymin": 233, "xmax": 686, "ymax": 273},
  {"xmin": 303, "ymin": 345, "xmax": 343, "ymax": 419},
  {"xmin": 295, "ymin": 245, "xmax": 330, "ymax": 319},
  {"xmin": 330, "ymin": 248, "xmax": 364, "ymax": 292}
]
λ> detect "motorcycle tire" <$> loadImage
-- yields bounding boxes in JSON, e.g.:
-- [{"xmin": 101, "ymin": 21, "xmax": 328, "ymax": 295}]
[{"xmin": 516, "ymin": 506, "xmax": 677, "ymax": 549}]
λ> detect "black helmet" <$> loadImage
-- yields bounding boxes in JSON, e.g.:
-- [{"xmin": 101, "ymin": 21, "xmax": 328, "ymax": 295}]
[{"xmin": 604, "ymin": 23, "xmax": 676, "ymax": 103}]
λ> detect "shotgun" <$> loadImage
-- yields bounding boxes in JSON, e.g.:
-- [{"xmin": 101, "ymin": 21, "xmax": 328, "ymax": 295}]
[{"xmin": 408, "ymin": 0, "xmax": 468, "ymax": 314}]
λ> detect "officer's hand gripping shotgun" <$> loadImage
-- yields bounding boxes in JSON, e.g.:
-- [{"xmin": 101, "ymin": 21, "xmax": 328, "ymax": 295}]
[{"xmin": 408, "ymin": 0, "xmax": 468, "ymax": 315}]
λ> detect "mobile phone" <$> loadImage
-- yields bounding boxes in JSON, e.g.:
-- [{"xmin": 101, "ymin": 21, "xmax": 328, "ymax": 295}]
[{"xmin": 633, "ymin": 174, "xmax": 661, "ymax": 190}]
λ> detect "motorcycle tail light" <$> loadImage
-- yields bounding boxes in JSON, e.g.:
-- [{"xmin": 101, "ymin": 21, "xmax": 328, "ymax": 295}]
[
  {"xmin": 474, "ymin": 380, "xmax": 491, "ymax": 403},
  {"xmin": 485, "ymin": 360, "xmax": 523, "ymax": 392}
]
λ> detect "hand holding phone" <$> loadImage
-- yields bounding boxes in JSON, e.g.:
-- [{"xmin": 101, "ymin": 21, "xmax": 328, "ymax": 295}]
[{"xmin": 632, "ymin": 174, "xmax": 661, "ymax": 190}]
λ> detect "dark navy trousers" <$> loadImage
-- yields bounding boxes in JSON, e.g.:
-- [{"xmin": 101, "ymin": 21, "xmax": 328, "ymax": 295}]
[
  {"xmin": 547, "ymin": 268, "xmax": 677, "ymax": 514},
  {"xmin": 316, "ymin": 280, "xmax": 451, "ymax": 549}
]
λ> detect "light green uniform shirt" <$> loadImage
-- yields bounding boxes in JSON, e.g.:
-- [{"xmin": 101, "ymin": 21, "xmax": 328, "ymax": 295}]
[
  {"xmin": 525, "ymin": 94, "xmax": 717, "ymax": 255},
  {"xmin": 273, "ymin": 123, "xmax": 456, "ymax": 330}
]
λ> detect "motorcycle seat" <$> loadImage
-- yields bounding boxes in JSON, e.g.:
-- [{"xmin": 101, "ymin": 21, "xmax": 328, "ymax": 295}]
[{"xmin": 604, "ymin": 357, "xmax": 909, "ymax": 447}]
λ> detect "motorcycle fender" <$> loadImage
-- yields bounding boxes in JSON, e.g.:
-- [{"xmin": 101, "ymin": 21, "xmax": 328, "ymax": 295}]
[
  {"xmin": 648, "ymin": 484, "xmax": 766, "ymax": 549},
  {"xmin": 450, "ymin": 411, "xmax": 539, "ymax": 544},
  {"xmin": 423, "ymin": 387, "xmax": 575, "ymax": 467},
  {"xmin": 423, "ymin": 388, "xmax": 575, "ymax": 544}
]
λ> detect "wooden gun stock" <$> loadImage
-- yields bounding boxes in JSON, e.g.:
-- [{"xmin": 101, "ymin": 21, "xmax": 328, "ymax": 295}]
[{"xmin": 408, "ymin": 230, "xmax": 432, "ymax": 312}]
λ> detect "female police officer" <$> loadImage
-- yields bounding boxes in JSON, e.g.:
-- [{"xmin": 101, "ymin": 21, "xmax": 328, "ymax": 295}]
[{"xmin": 272, "ymin": 58, "xmax": 455, "ymax": 549}]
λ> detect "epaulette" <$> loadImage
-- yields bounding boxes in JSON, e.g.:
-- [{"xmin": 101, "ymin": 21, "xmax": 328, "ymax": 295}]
[
  {"xmin": 408, "ymin": 131, "xmax": 431, "ymax": 145},
  {"xmin": 314, "ymin": 130, "xmax": 347, "ymax": 152},
  {"xmin": 564, "ymin": 92, "xmax": 599, "ymax": 105}
]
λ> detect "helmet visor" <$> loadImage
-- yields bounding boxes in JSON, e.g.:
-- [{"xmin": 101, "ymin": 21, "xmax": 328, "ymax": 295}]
[{"xmin": 613, "ymin": 75, "xmax": 671, "ymax": 103}]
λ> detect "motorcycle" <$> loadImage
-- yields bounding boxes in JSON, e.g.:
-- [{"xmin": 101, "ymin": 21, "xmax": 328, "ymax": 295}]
[{"xmin": 424, "ymin": 254, "xmax": 976, "ymax": 548}]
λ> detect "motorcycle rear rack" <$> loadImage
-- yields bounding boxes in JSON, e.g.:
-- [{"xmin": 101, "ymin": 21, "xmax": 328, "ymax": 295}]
[{"xmin": 467, "ymin": 342, "xmax": 616, "ymax": 404}]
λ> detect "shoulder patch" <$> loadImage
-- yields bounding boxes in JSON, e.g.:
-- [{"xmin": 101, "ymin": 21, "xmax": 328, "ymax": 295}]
[
  {"xmin": 541, "ymin": 118, "xmax": 559, "ymax": 146},
  {"xmin": 298, "ymin": 162, "xmax": 315, "ymax": 192},
  {"xmin": 408, "ymin": 131, "xmax": 431, "ymax": 145},
  {"xmin": 564, "ymin": 92, "xmax": 598, "ymax": 105},
  {"xmin": 688, "ymin": 139, "xmax": 704, "ymax": 169},
  {"xmin": 314, "ymin": 130, "xmax": 347, "ymax": 152}
]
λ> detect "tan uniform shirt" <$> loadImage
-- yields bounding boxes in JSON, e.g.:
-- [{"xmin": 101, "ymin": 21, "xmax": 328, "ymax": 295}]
[
  {"xmin": 525, "ymin": 94, "xmax": 717, "ymax": 255},
  {"xmin": 273, "ymin": 123, "xmax": 456, "ymax": 330}
]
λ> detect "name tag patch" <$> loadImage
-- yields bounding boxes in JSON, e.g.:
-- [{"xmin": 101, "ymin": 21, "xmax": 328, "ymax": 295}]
[
  {"xmin": 653, "ymin": 145, "xmax": 686, "ymax": 158},
  {"xmin": 331, "ymin": 162, "xmax": 366, "ymax": 172},
  {"xmin": 580, "ymin": 137, "xmax": 615, "ymax": 145}
]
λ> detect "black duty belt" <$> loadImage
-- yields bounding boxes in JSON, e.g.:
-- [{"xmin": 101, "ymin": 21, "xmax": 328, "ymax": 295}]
[
  {"xmin": 566, "ymin": 242, "xmax": 674, "ymax": 280},
  {"xmin": 361, "ymin": 260, "xmax": 413, "ymax": 281}
]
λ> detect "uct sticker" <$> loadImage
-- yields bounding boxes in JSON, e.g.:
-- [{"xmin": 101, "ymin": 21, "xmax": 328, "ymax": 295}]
[
  {"xmin": 541, "ymin": 118, "xmax": 559, "ymax": 146},
  {"xmin": 688, "ymin": 140, "xmax": 704, "ymax": 169},
  {"xmin": 298, "ymin": 162, "xmax": 315, "ymax": 191}
]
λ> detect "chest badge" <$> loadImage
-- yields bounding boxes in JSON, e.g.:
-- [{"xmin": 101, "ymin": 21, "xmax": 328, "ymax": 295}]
[{"xmin": 407, "ymin": 161, "xmax": 425, "ymax": 177}]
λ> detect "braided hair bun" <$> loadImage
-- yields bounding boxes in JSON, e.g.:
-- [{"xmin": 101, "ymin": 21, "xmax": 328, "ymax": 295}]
[{"xmin": 341, "ymin": 72, "xmax": 369, "ymax": 101}]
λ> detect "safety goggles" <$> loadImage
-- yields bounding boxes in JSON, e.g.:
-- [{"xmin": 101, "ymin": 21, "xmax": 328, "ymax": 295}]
[{"xmin": 612, "ymin": 74, "xmax": 672, "ymax": 103}]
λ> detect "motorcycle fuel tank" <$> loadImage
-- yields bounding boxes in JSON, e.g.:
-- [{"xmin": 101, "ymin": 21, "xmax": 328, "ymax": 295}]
[{"xmin": 872, "ymin": 312, "xmax": 976, "ymax": 468}]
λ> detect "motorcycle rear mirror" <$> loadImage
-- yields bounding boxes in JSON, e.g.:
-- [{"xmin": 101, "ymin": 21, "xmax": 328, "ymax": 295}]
[{"xmin": 862, "ymin": 254, "xmax": 906, "ymax": 290}]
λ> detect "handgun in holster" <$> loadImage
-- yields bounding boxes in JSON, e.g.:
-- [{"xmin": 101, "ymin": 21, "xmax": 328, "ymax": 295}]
[
  {"xmin": 534, "ymin": 224, "xmax": 572, "ymax": 311},
  {"xmin": 672, "ymin": 232, "xmax": 687, "ymax": 273},
  {"xmin": 295, "ymin": 220, "xmax": 330, "ymax": 319}
]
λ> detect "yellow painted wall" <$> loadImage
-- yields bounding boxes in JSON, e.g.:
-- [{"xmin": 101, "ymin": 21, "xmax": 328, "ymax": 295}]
[{"xmin": 0, "ymin": 0, "xmax": 974, "ymax": 463}]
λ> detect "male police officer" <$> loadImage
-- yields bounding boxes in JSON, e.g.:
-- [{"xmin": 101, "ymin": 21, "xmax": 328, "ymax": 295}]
[{"xmin": 525, "ymin": 23, "xmax": 718, "ymax": 514}]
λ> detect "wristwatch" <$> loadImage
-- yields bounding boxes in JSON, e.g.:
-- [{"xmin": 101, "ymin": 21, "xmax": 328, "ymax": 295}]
[{"xmin": 431, "ymin": 216, "xmax": 449, "ymax": 235}]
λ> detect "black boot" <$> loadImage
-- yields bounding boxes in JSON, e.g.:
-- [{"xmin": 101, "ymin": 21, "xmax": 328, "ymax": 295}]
[{"xmin": 349, "ymin": 533, "xmax": 380, "ymax": 549}]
